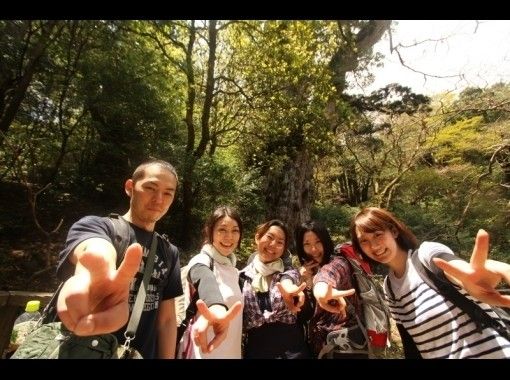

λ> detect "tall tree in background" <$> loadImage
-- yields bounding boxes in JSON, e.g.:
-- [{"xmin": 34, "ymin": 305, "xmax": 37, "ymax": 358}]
[
  {"xmin": 235, "ymin": 20, "xmax": 391, "ymax": 236},
  {"xmin": 137, "ymin": 20, "xmax": 244, "ymax": 247},
  {"xmin": 81, "ymin": 21, "xmax": 180, "ymax": 208},
  {"xmin": 329, "ymin": 84, "xmax": 432, "ymax": 208},
  {"xmin": 0, "ymin": 21, "xmax": 65, "ymax": 147}
]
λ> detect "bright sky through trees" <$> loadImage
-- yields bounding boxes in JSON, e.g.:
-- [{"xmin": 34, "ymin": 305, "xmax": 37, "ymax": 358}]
[{"xmin": 349, "ymin": 20, "xmax": 510, "ymax": 96}]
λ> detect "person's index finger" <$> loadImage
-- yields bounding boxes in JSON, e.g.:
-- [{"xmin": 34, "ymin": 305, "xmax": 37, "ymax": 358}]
[
  {"xmin": 495, "ymin": 294, "xmax": 510, "ymax": 308},
  {"xmin": 470, "ymin": 229, "xmax": 490, "ymax": 269},
  {"xmin": 195, "ymin": 299, "xmax": 214, "ymax": 321},
  {"xmin": 331, "ymin": 288, "xmax": 355, "ymax": 298},
  {"xmin": 432, "ymin": 258, "xmax": 467, "ymax": 282},
  {"xmin": 78, "ymin": 251, "xmax": 110, "ymax": 281}
]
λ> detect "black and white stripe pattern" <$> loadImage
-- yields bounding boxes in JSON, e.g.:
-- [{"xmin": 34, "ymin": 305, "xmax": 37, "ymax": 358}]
[{"xmin": 385, "ymin": 242, "xmax": 510, "ymax": 359}]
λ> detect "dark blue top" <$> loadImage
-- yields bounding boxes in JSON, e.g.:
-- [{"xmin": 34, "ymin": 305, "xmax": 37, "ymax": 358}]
[{"xmin": 57, "ymin": 215, "xmax": 183, "ymax": 359}]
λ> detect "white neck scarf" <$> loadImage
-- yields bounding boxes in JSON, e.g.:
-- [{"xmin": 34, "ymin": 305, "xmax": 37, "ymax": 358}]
[
  {"xmin": 202, "ymin": 243, "xmax": 236, "ymax": 267},
  {"xmin": 251, "ymin": 254, "xmax": 284, "ymax": 293}
]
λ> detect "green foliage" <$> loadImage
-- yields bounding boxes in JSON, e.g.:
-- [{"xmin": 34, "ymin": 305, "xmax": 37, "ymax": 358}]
[
  {"xmin": 1, "ymin": 21, "xmax": 509, "ymax": 285},
  {"xmin": 233, "ymin": 21, "xmax": 340, "ymax": 166},
  {"xmin": 434, "ymin": 116, "xmax": 489, "ymax": 165},
  {"xmin": 391, "ymin": 196, "xmax": 509, "ymax": 262},
  {"xmin": 69, "ymin": 22, "xmax": 182, "ymax": 207},
  {"xmin": 452, "ymin": 84, "xmax": 510, "ymax": 124},
  {"xmin": 349, "ymin": 83, "xmax": 431, "ymax": 115},
  {"xmin": 311, "ymin": 204, "xmax": 359, "ymax": 241},
  {"xmin": 392, "ymin": 164, "xmax": 509, "ymax": 262},
  {"xmin": 391, "ymin": 202, "xmax": 459, "ymax": 249}
]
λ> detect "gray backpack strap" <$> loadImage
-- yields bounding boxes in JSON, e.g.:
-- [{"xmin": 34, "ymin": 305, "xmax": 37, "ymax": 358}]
[{"xmin": 124, "ymin": 233, "xmax": 158, "ymax": 347}]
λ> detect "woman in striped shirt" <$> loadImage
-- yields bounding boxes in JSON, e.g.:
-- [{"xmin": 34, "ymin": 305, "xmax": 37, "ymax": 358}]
[{"xmin": 350, "ymin": 207, "xmax": 510, "ymax": 359}]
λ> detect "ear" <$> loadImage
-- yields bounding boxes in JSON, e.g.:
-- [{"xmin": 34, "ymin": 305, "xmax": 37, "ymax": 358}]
[
  {"xmin": 125, "ymin": 179, "xmax": 133, "ymax": 197},
  {"xmin": 391, "ymin": 227, "xmax": 398, "ymax": 239}
]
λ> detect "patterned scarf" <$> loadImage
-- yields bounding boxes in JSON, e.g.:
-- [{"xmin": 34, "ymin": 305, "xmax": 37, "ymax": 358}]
[{"xmin": 251, "ymin": 254, "xmax": 284, "ymax": 293}]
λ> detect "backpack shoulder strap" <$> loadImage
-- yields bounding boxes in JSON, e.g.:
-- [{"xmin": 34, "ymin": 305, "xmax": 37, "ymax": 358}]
[
  {"xmin": 176, "ymin": 253, "xmax": 214, "ymax": 344},
  {"xmin": 411, "ymin": 250, "xmax": 510, "ymax": 341},
  {"xmin": 384, "ymin": 275, "xmax": 395, "ymax": 299},
  {"xmin": 396, "ymin": 322, "xmax": 422, "ymax": 359},
  {"xmin": 335, "ymin": 243, "xmax": 372, "ymax": 274},
  {"xmin": 107, "ymin": 213, "xmax": 131, "ymax": 265},
  {"xmin": 186, "ymin": 252, "xmax": 214, "ymax": 279}
]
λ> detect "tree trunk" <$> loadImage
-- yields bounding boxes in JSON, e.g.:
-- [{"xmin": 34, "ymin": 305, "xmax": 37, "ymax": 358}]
[
  {"xmin": 265, "ymin": 149, "xmax": 313, "ymax": 248},
  {"xmin": 180, "ymin": 170, "xmax": 195, "ymax": 250},
  {"xmin": 0, "ymin": 21, "xmax": 63, "ymax": 147},
  {"xmin": 180, "ymin": 21, "xmax": 218, "ymax": 249}
]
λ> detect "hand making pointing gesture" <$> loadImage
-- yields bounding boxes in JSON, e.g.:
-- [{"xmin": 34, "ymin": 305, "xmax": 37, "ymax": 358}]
[
  {"xmin": 57, "ymin": 240, "xmax": 143, "ymax": 336},
  {"xmin": 313, "ymin": 281, "xmax": 355, "ymax": 318},
  {"xmin": 192, "ymin": 299, "xmax": 243, "ymax": 354},
  {"xmin": 433, "ymin": 229, "xmax": 510, "ymax": 308},
  {"xmin": 276, "ymin": 280, "xmax": 307, "ymax": 313}
]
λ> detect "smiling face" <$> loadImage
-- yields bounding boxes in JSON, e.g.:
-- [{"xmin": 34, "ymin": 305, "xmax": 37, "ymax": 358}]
[
  {"xmin": 302, "ymin": 231, "xmax": 324, "ymax": 264},
  {"xmin": 125, "ymin": 164, "xmax": 177, "ymax": 230},
  {"xmin": 351, "ymin": 207, "xmax": 419, "ymax": 275},
  {"xmin": 256, "ymin": 225, "xmax": 286, "ymax": 264},
  {"xmin": 211, "ymin": 216, "xmax": 241, "ymax": 257},
  {"xmin": 355, "ymin": 228, "xmax": 399, "ymax": 264}
]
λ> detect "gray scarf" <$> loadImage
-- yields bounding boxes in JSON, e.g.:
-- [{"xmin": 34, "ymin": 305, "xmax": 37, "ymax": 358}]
[{"xmin": 201, "ymin": 243, "xmax": 237, "ymax": 267}]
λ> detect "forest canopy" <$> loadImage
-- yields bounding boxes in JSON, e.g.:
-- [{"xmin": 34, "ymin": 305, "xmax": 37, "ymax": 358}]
[{"xmin": 0, "ymin": 20, "xmax": 508, "ymax": 290}]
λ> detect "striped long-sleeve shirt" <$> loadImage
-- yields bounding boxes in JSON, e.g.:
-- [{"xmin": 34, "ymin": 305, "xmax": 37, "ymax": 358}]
[{"xmin": 385, "ymin": 242, "xmax": 510, "ymax": 358}]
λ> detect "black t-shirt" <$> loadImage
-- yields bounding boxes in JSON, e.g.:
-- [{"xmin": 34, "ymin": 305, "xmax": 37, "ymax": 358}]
[{"xmin": 57, "ymin": 215, "xmax": 183, "ymax": 359}]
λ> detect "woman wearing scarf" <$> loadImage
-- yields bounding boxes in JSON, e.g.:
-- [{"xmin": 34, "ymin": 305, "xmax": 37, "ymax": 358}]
[
  {"xmin": 185, "ymin": 206, "xmax": 244, "ymax": 358},
  {"xmin": 239, "ymin": 219, "xmax": 310, "ymax": 358}
]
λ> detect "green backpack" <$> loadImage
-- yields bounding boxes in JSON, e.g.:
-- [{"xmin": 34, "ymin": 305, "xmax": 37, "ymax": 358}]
[
  {"xmin": 11, "ymin": 322, "xmax": 121, "ymax": 359},
  {"xmin": 11, "ymin": 214, "xmax": 142, "ymax": 359}
]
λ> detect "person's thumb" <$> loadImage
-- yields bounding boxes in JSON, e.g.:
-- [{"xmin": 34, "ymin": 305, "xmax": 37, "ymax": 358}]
[
  {"xmin": 116, "ymin": 243, "xmax": 143, "ymax": 284},
  {"xmin": 223, "ymin": 301, "xmax": 243, "ymax": 322},
  {"xmin": 331, "ymin": 288, "xmax": 355, "ymax": 299},
  {"xmin": 295, "ymin": 282, "xmax": 307, "ymax": 294}
]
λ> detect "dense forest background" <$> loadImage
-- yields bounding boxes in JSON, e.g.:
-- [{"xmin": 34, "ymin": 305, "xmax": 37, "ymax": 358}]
[{"xmin": 1, "ymin": 20, "xmax": 508, "ymax": 292}]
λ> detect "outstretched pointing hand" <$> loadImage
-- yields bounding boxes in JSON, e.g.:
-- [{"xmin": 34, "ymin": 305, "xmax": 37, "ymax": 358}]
[
  {"xmin": 192, "ymin": 299, "xmax": 242, "ymax": 354},
  {"xmin": 276, "ymin": 281, "xmax": 307, "ymax": 313},
  {"xmin": 433, "ymin": 229, "xmax": 510, "ymax": 308},
  {"xmin": 57, "ymin": 242, "xmax": 143, "ymax": 336},
  {"xmin": 314, "ymin": 281, "xmax": 355, "ymax": 318}
]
